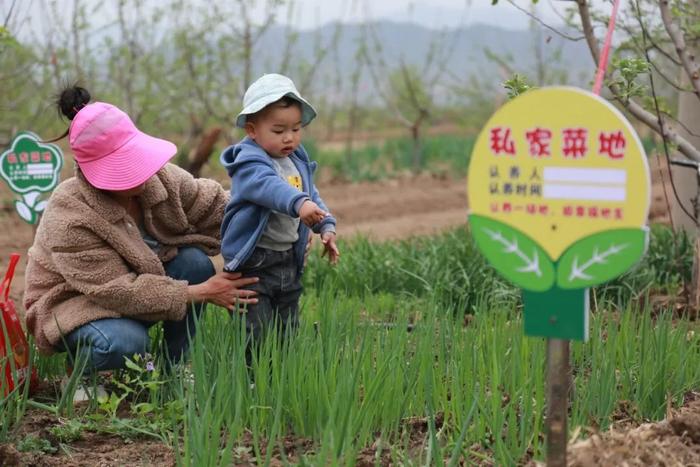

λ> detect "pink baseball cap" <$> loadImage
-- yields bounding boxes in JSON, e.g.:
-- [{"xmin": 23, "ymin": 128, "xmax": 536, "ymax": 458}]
[{"xmin": 69, "ymin": 102, "xmax": 176, "ymax": 191}]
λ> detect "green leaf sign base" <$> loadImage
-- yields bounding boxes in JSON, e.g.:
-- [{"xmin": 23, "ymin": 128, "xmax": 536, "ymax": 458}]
[
  {"xmin": 470, "ymin": 214, "xmax": 555, "ymax": 292},
  {"xmin": 557, "ymin": 229, "xmax": 647, "ymax": 289},
  {"xmin": 523, "ymin": 287, "xmax": 589, "ymax": 341},
  {"xmin": 470, "ymin": 214, "xmax": 647, "ymax": 341}
]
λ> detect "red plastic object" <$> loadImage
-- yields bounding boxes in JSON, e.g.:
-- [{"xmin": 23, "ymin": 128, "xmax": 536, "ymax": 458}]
[{"xmin": 0, "ymin": 253, "xmax": 38, "ymax": 395}]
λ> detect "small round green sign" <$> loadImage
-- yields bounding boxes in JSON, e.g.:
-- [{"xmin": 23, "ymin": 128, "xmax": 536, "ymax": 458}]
[{"xmin": 0, "ymin": 132, "xmax": 63, "ymax": 224}]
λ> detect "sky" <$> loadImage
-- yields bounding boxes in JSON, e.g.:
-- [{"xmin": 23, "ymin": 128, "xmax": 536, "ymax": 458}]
[
  {"xmin": 288, "ymin": 0, "xmax": 577, "ymax": 30},
  {"xmin": 7, "ymin": 0, "xmax": 610, "ymax": 39}
]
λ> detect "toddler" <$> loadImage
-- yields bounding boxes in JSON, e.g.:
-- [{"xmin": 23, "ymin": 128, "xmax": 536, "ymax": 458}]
[{"xmin": 220, "ymin": 73, "xmax": 339, "ymax": 346}]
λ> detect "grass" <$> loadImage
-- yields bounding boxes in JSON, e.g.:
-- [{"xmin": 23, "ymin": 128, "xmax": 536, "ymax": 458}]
[
  {"xmin": 174, "ymin": 296, "xmax": 700, "ymax": 465},
  {"xmin": 307, "ymin": 224, "xmax": 692, "ymax": 311},
  {"xmin": 0, "ymin": 223, "xmax": 697, "ymax": 465}
]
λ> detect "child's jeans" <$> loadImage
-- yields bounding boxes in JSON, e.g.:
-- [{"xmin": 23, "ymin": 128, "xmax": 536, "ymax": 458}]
[
  {"xmin": 59, "ymin": 246, "xmax": 215, "ymax": 372},
  {"xmin": 237, "ymin": 247, "xmax": 303, "ymax": 350}
]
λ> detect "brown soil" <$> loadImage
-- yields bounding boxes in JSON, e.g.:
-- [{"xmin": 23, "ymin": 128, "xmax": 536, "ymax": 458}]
[
  {"xmin": 12, "ymin": 395, "xmax": 700, "ymax": 466},
  {"xmin": 566, "ymin": 394, "xmax": 700, "ymax": 466},
  {"xmin": 0, "ymin": 408, "xmax": 174, "ymax": 467},
  {"xmin": 322, "ymin": 173, "xmax": 468, "ymax": 241}
]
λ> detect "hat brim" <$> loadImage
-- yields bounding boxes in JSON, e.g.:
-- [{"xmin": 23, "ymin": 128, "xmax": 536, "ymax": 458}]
[
  {"xmin": 235, "ymin": 91, "xmax": 316, "ymax": 129},
  {"xmin": 78, "ymin": 131, "xmax": 177, "ymax": 191}
]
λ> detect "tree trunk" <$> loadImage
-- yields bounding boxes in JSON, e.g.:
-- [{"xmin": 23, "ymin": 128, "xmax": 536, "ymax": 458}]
[
  {"xmin": 243, "ymin": 23, "xmax": 252, "ymax": 90},
  {"xmin": 411, "ymin": 124, "xmax": 422, "ymax": 173},
  {"xmin": 186, "ymin": 128, "xmax": 222, "ymax": 178},
  {"xmin": 673, "ymin": 33, "xmax": 700, "ymax": 308},
  {"xmin": 344, "ymin": 73, "xmax": 362, "ymax": 163}
]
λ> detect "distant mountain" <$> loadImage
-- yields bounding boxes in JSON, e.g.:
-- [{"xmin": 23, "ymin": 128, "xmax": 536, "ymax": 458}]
[
  {"xmin": 36, "ymin": 15, "xmax": 593, "ymax": 105},
  {"xmin": 382, "ymin": 3, "xmax": 554, "ymax": 30},
  {"xmin": 250, "ymin": 20, "xmax": 594, "ymax": 103}
]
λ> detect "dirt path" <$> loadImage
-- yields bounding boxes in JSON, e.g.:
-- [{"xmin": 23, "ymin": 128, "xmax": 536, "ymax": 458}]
[
  {"xmin": 0, "ymin": 164, "xmax": 675, "ymax": 308},
  {"xmin": 0, "ymin": 175, "xmax": 470, "ymax": 307},
  {"xmin": 322, "ymin": 174, "xmax": 468, "ymax": 240}
]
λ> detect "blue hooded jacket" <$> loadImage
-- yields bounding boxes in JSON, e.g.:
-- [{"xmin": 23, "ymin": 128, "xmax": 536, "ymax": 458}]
[{"xmin": 219, "ymin": 137, "xmax": 336, "ymax": 273}]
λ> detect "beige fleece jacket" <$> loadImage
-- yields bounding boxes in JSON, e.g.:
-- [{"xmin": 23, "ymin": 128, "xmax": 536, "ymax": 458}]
[{"xmin": 23, "ymin": 163, "xmax": 228, "ymax": 354}]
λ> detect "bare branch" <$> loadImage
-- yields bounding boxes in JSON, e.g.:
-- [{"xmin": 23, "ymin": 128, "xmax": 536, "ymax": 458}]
[
  {"xmin": 71, "ymin": 0, "xmax": 84, "ymax": 80},
  {"xmin": 251, "ymin": 6, "xmax": 277, "ymax": 45},
  {"xmin": 577, "ymin": 0, "xmax": 600, "ymax": 64},
  {"xmin": 659, "ymin": 0, "xmax": 700, "ymax": 99},
  {"xmin": 636, "ymin": 27, "xmax": 682, "ymax": 67},
  {"xmin": 652, "ymin": 60, "xmax": 693, "ymax": 92},
  {"xmin": 183, "ymin": 40, "xmax": 231, "ymax": 124},
  {"xmin": 635, "ymin": 0, "xmax": 697, "ymax": 225},
  {"xmin": 547, "ymin": 0, "xmax": 571, "ymax": 24},
  {"xmin": 360, "ymin": 22, "xmax": 412, "ymax": 128},
  {"xmin": 576, "ymin": 0, "xmax": 700, "ymax": 163},
  {"xmin": 506, "ymin": 0, "xmax": 585, "ymax": 42},
  {"xmin": 663, "ymin": 110, "xmax": 700, "ymax": 138},
  {"xmin": 277, "ymin": 3, "xmax": 299, "ymax": 75},
  {"xmin": 425, "ymin": 22, "xmax": 464, "ymax": 90},
  {"xmin": 298, "ymin": 21, "xmax": 342, "ymax": 95},
  {"xmin": 399, "ymin": 60, "xmax": 429, "ymax": 120},
  {"xmin": 615, "ymin": 17, "xmax": 682, "ymax": 67},
  {"xmin": 484, "ymin": 47, "xmax": 516, "ymax": 77},
  {"xmin": 3, "ymin": 0, "xmax": 17, "ymax": 28},
  {"xmin": 362, "ymin": 52, "xmax": 412, "ymax": 128},
  {"xmin": 614, "ymin": 21, "xmax": 691, "ymax": 92}
]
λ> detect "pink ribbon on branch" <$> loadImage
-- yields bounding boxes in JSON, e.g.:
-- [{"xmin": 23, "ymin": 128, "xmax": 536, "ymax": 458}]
[{"xmin": 592, "ymin": 0, "xmax": 622, "ymax": 96}]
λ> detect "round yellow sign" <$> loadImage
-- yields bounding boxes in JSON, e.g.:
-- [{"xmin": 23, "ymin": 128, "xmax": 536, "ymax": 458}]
[{"xmin": 468, "ymin": 87, "xmax": 650, "ymax": 261}]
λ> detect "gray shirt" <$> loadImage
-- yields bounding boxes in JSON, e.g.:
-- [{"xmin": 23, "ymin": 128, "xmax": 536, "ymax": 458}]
[{"xmin": 257, "ymin": 156, "xmax": 302, "ymax": 251}]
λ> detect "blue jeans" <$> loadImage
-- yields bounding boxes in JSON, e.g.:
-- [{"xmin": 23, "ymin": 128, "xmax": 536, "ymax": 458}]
[
  {"xmin": 237, "ymin": 247, "xmax": 302, "ymax": 372},
  {"xmin": 238, "ymin": 247, "xmax": 303, "ymax": 342},
  {"xmin": 61, "ymin": 246, "xmax": 215, "ymax": 371}
]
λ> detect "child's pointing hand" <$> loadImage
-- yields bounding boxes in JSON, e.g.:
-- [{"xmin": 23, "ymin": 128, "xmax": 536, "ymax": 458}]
[
  {"xmin": 299, "ymin": 200, "xmax": 327, "ymax": 226},
  {"xmin": 321, "ymin": 232, "xmax": 340, "ymax": 265}
]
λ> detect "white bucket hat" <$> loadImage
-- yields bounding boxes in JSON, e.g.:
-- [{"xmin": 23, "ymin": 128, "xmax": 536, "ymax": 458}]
[{"xmin": 236, "ymin": 73, "xmax": 317, "ymax": 128}]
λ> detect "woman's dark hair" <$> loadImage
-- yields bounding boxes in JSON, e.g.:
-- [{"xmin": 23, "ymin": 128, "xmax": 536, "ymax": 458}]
[
  {"xmin": 57, "ymin": 85, "xmax": 90, "ymax": 120},
  {"xmin": 45, "ymin": 84, "xmax": 91, "ymax": 142}
]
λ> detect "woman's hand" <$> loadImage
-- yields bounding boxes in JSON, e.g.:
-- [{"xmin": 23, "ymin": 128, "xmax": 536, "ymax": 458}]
[{"xmin": 187, "ymin": 271, "xmax": 259, "ymax": 311}]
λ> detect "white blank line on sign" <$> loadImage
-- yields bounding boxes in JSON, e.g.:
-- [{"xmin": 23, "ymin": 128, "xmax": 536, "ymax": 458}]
[
  {"xmin": 543, "ymin": 167, "xmax": 626, "ymax": 184},
  {"xmin": 543, "ymin": 184, "xmax": 626, "ymax": 201},
  {"xmin": 26, "ymin": 163, "xmax": 53, "ymax": 176}
]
